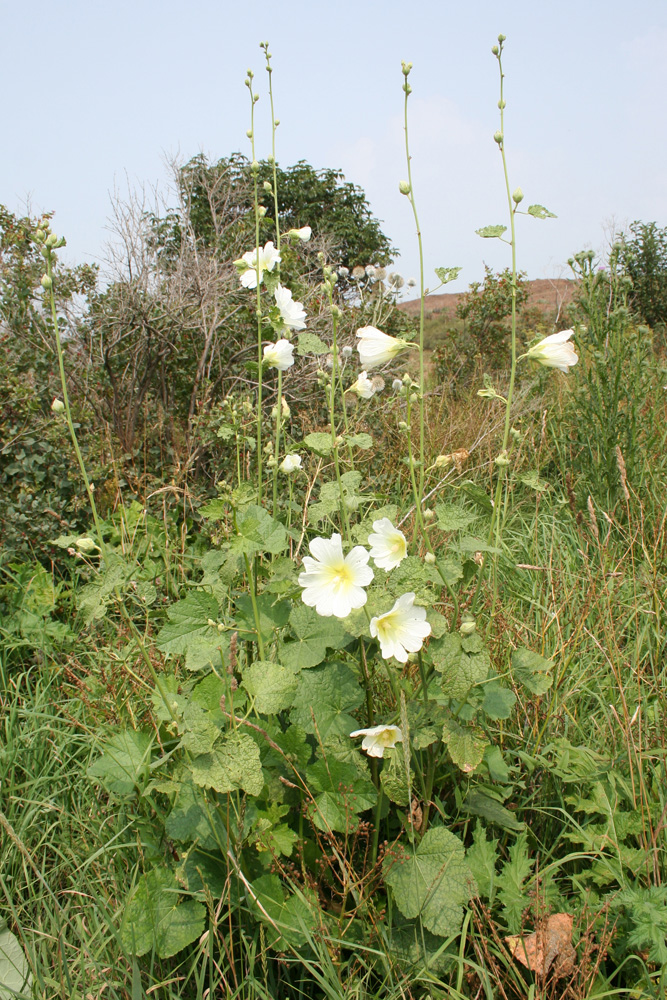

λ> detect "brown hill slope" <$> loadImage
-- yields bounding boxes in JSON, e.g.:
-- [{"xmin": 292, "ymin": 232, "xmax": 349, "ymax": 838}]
[{"xmin": 399, "ymin": 278, "xmax": 576, "ymax": 321}]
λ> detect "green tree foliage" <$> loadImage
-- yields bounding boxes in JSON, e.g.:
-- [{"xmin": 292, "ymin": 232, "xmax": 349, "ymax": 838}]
[
  {"xmin": 169, "ymin": 153, "xmax": 395, "ymax": 270},
  {"xmin": 433, "ymin": 266, "xmax": 529, "ymax": 384},
  {"xmin": 0, "ymin": 206, "xmax": 99, "ymax": 559},
  {"xmin": 618, "ymin": 221, "xmax": 667, "ymax": 330}
]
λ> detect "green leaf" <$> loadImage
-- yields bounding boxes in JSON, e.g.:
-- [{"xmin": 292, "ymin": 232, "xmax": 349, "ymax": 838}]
[
  {"xmin": 88, "ymin": 730, "xmax": 153, "ymax": 795},
  {"xmin": 179, "ymin": 703, "xmax": 221, "ymax": 755},
  {"xmin": 441, "ymin": 719, "xmax": 488, "ymax": 773},
  {"xmin": 380, "ymin": 747, "xmax": 411, "ymax": 805},
  {"xmin": 431, "ymin": 633, "xmax": 490, "ymax": 699},
  {"xmin": 290, "ymin": 662, "xmax": 364, "ymax": 741},
  {"xmin": 463, "ymin": 790, "xmax": 524, "ymax": 832},
  {"xmin": 249, "ymin": 875, "xmax": 318, "ymax": 951},
  {"xmin": 120, "ymin": 867, "xmax": 206, "ymax": 958},
  {"xmin": 233, "ymin": 504, "xmax": 288, "ymax": 556},
  {"xmin": 526, "ymin": 203, "xmax": 557, "ymax": 220},
  {"xmin": 484, "ymin": 745, "xmax": 511, "ymax": 783},
  {"xmin": 496, "ymin": 832, "xmax": 533, "ymax": 932},
  {"xmin": 279, "ymin": 604, "xmax": 352, "ymax": 670},
  {"xmin": 434, "ymin": 265, "xmax": 462, "ymax": 285},
  {"xmin": 465, "ymin": 822, "xmax": 498, "ymax": 901},
  {"xmin": 389, "ymin": 916, "xmax": 452, "ymax": 974},
  {"xmin": 457, "ymin": 536, "xmax": 501, "ymax": 555},
  {"xmin": 235, "ymin": 594, "xmax": 290, "ymax": 643},
  {"xmin": 519, "ymin": 470, "xmax": 550, "ymax": 492},
  {"xmin": 435, "ymin": 502, "xmax": 477, "ymax": 533},
  {"xmin": 512, "ymin": 646, "xmax": 553, "ymax": 695},
  {"xmin": 459, "ymin": 480, "xmax": 494, "ymax": 513},
  {"xmin": 475, "ymin": 225, "xmax": 507, "ymax": 239},
  {"xmin": 309, "ymin": 472, "xmax": 364, "ymax": 522},
  {"xmin": 308, "ymin": 757, "xmax": 377, "ymax": 832},
  {"xmin": 155, "ymin": 592, "xmax": 220, "ymax": 656},
  {"xmin": 242, "ymin": 660, "xmax": 298, "ymax": 714},
  {"xmin": 481, "ymin": 682, "xmax": 516, "ymax": 720},
  {"xmin": 297, "ymin": 331, "xmax": 329, "ymax": 355},
  {"xmin": 303, "ymin": 432, "xmax": 334, "ymax": 456},
  {"xmin": 346, "ymin": 432, "xmax": 373, "ymax": 450},
  {"xmin": 198, "ymin": 498, "xmax": 228, "ymax": 520},
  {"xmin": 189, "ymin": 731, "xmax": 263, "ymax": 796},
  {"xmin": 0, "ymin": 922, "xmax": 31, "ymax": 999},
  {"xmin": 165, "ymin": 783, "xmax": 230, "ymax": 850},
  {"xmin": 384, "ymin": 827, "xmax": 475, "ymax": 937}
]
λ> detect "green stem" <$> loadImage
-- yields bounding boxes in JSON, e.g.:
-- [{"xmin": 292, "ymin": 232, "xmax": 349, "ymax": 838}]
[
  {"xmin": 246, "ymin": 73, "xmax": 264, "ymax": 501},
  {"xmin": 402, "ymin": 64, "xmax": 426, "ymax": 509}
]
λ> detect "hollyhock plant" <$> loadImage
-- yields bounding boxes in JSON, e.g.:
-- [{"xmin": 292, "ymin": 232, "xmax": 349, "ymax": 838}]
[
  {"xmin": 263, "ymin": 339, "xmax": 295, "ymax": 371},
  {"xmin": 349, "ymin": 724, "xmax": 403, "ymax": 758},
  {"xmin": 298, "ymin": 533, "xmax": 373, "ymax": 618},
  {"xmin": 236, "ymin": 241, "xmax": 281, "ymax": 289},
  {"xmin": 275, "ymin": 284, "xmax": 307, "ymax": 330},
  {"xmin": 356, "ymin": 326, "xmax": 410, "ymax": 369},
  {"xmin": 370, "ymin": 592, "xmax": 431, "ymax": 663},
  {"xmin": 524, "ymin": 329, "xmax": 578, "ymax": 373},
  {"xmin": 367, "ymin": 518, "xmax": 408, "ymax": 571}
]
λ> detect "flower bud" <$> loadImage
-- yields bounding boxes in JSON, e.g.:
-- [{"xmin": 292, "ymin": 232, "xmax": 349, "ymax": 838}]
[
  {"xmin": 494, "ymin": 131, "xmax": 503, "ymax": 144},
  {"xmin": 266, "ymin": 456, "xmax": 277, "ymax": 468},
  {"xmin": 46, "ymin": 233, "xmax": 58, "ymax": 247},
  {"xmin": 75, "ymin": 536, "xmax": 96, "ymax": 553},
  {"xmin": 424, "ymin": 552, "xmax": 436, "ymax": 565},
  {"xmin": 498, "ymin": 33, "xmax": 506, "ymax": 42},
  {"xmin": 51, "ymin": 397, "xmax": 65, "ymax": 413},
  {"xmin": 409, "ymin": 392, "xmax": 419, "ymax": 404},
  {"xmin": 267, "ymin": 154, "xmax": 275, "ymax": 164},
  {"xmin": 207, "ymin": 619, "xmax": 217, "ymax": 628},
  {"xmin": 460, "ymin": 616, "xmax": 476, "ymax": 636},
  {"xmin": 246, "ymin": 129, "xmax": 253, "ymax": 138},
  {"xmin": 281, "ymin": 398, "xmax": 291, "ymax": 419},
  {"xmin": 423, "ymin": 508, "xmax": 435, "ymax": 521},
  {"xmin": 494, "ymin": 450, "xmax": 510, "ymax": 467},
  {"xmin": 263, "ymin": 180, "xmax": 272, "ymax": 192},
  {"xmin": 398, "ymin": 420, "xmax": 408, "ymax": 431},
  {"xmin": 41, "ymin": 274, "xmax": 52, "ymax": 290},
  {"xmin": 491, "ymin": 45, "xmax": 499, "ymax": 55},
  {"xmin": 399, "ymin": 180, "xmax": 411, "ymax": 195},
  {"xmin": 35, "ymin": 229, "xmax": 45, "ymax": 242},
  {"xmin": 512, "ymin": 187, "xmax": 524, "ymax": 204},
  {"xmin": 251, "ymin": 159, "xmax": 260, "ymax": 172}
]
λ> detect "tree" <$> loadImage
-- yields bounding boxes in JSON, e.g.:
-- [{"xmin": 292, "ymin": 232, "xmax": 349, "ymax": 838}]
[
  {"xmin": 169, "ymin": 153, "xmax": 395, "ymax": 271},
  {"xmin": 618, "ymin": 221, "xmax": 667, "ymax": 330}
]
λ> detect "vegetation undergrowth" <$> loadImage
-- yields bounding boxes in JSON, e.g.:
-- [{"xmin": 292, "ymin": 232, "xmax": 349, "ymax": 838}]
[{"xmin": 1, "ymin": 34, "xmax": 667, "ymax": 1000}]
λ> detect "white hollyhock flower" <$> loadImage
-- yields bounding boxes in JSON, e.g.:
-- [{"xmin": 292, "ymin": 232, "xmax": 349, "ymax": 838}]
[
  {"xmin": 279, "ymin": 453, "xmax": 302, "ymax": 473},
  {"xmin": 525, "ymin": 330, "xmax": 579, "ymax": 373},
  {"xmin": 356, "ymin": 326, "xmax": 410, "ymax": 369},
  {"xmin": 237, "ymin": 241, "xmax": 281, "ymax": 289},
  {"xmin": 275, "ymin": 285, "xmax": 307, "ymax": 331},
  {"xmin": 349, "ymin": 724, "xmax": 403, "ymax": 758},
  {"xmin": 370, "ymin": 592, "xmax": 431, "ymax": 663},
  {"xmin": 287, "ymin": 226, "xmax": 312, "ymax": 242},
  {"xmin": 263, "ymin": 339, "xmax": 295, "ymax": 371},
  {"xmin": 298, "ymin": 533, "xmax": 373, "ymax": 618},
  {"xmin": 349, "ymin": 371, "xmax": 378, "ymax": 400},
  {"xmin": 367, "ymin": 518, "xmax": 408, "ymax": 571}
]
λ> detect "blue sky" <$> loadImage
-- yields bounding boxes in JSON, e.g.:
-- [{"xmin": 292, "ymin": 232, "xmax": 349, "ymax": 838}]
[{"xmin": 3, "ymin": 0, "xmax": 666, "ymax": 290}]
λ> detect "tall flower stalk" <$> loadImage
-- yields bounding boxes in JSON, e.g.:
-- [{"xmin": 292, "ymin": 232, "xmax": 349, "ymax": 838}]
[
  {"xmin": 245, "ymin": 69, "xmax": 264, "ymax": 500},
  {"xmin": 401, "ymin": 62, "xmax": 427, "ymax": 525}
]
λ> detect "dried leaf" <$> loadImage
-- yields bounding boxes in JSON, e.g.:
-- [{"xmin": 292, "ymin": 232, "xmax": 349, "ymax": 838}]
[{"xmin": 505, "ymin": 912, "xmax": 575, "ymax": 978}]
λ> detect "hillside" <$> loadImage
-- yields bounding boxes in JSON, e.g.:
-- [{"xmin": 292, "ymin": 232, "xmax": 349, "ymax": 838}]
[{"xmin": 399, "ymin": 277, "xmax": 577, "ymax": 321}]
